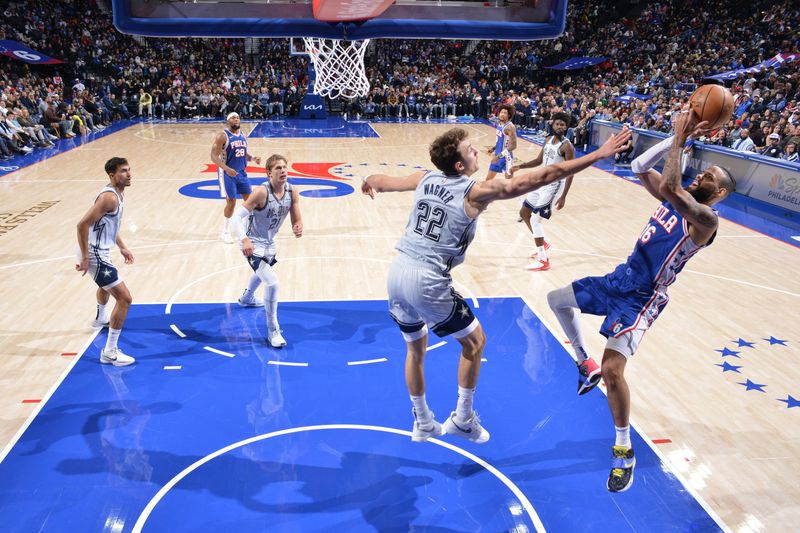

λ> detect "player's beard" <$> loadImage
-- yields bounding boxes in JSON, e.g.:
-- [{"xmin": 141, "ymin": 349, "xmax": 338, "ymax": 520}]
[
  {"xmin": 230, "ymin": 124, "xmax": 240, "ymax": 132},
  {"xmin": 687, "ymin": 185, "xmax": 714, "ymax": 203}
]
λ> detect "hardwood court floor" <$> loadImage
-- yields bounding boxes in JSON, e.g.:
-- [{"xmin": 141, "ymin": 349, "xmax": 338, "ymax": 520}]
[{"xmin": 0, "ymin": 120, "xmax": 797, "ymax": 531}]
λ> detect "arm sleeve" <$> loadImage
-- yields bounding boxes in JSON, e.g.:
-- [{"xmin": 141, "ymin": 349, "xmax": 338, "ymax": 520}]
[
  {"xmin": 631, "ymin": 135, "xmax": 675, "ymax": 174},
  {"xmin": 231, "ymin": 205, "xmax": 251, "ymax": 241}
]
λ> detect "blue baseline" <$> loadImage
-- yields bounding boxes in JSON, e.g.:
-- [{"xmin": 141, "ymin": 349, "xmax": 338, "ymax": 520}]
[
  {"xmin": 0, "ymin": 298, "xmax": 721, "ymax": 532},
  {"xmin": 248, "ymin": 117, "xmax": 379, "ymax": 139}
]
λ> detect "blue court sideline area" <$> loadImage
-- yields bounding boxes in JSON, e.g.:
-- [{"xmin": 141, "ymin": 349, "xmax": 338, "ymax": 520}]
[
  {"xmin": 248, "ymin": 117, "xmax": 380, "ymax": 138},
  {"xmin": 0, "ymin": 297, "xmax": 720, "ymax": 532}
]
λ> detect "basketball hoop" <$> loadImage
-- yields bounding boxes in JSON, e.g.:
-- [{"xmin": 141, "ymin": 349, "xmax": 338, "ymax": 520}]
[{"xmin": 302, "ymin": 37, "xmax": 370, "ymax": 100}]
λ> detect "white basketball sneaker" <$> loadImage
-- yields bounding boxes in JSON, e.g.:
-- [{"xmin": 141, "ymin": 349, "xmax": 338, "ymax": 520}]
[
  {"xmin": 238, "ymin": 291, "xmax": 264, "ymax": 307},
  {"xmin": 268, "ymin": 329, "xmax": 287, "ymax": 348},
  {"xmin": 100, "ymin": 347, "xmax": 136, "ymax": 366},
  {"xmin": 443, "ymin": 411, "xmax": 490, "ymax": 443},
  {"xmin": 411, "ymin": 409, "xmax": 445, "ymax": 442},
  {"xmin": 221, "ymin": 232, "xmax": 234, "ymax": 244},
  {"xmin": 91, "ymin": 318, "xmax": 109, "ymax": 328}
]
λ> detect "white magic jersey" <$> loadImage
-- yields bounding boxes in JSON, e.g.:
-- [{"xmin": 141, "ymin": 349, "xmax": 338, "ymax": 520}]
[
  {"xmin": 247, "ymin": 182, "xmax": 293, "ymax": 258},
  {"xmin": 395, "ymin": 171, "xmax": 477, "ymax": 274},
  {"xmin": 88, "ymin": 186, "xmax": 123, "ymax": 251},
  {"xmin": 543, "ymin": 136, "xmax": 567, "ymax": 166}
]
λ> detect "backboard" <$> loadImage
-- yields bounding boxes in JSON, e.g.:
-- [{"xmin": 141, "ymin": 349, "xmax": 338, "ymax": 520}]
[{"xmin": 111, "ymin": 0, "xmax": 568, "ymax": 41}]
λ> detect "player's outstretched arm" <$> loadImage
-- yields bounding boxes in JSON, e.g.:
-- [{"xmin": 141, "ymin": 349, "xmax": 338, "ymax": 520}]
[
  {"xmin": 361, "ymin": 171, "xmax": 426, "ymax": 199},
  {"xmin": 469, "ymin": 128, "xmax": 632, "ymax": 208},
  {"xmin": 510, "ymin": 140, "xmax": 545, "ymax": 175}
]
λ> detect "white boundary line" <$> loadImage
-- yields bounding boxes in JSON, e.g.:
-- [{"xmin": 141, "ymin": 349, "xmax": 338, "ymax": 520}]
[
  {"xmin": 165, "ymin": 264, "xmax": 244, "ymax": 315},
  {"xmin": 130, "ymin": 424, "xmax": 545, "ymax": 533},
  {"xmin": 203, "ymin": 346, "xmax": 235, "ymax": 358},
  {"xmin": 0, "ymin": 239, "xmax": 217, "ymax": 272},
  {"xmin": 427, "ymin": 341, "xmax": 447, "ymax": 351},
  {"xmin": 452, "ymin": 279, "xmax": 480, "ymax": 308},
  {"xmin": 163, "ymin": 366, "xmax": 182, "ymax": 370},
  {"xmin": 169, "ymin": 325, "xmax": 186, "ymax": 338},
  {"xmin": 4, "ymin": 233, "xmax": 795, "ymax": 299},
  {"xmin": 0, "ymin": 329, "xmax": 101, "ymax": 464},
  {"xmin": 347, "ymin": 357, "xmax": 388, "ymax": 366},
  {"xmin": 518, "ymin": 295, "xmax": 731, "ymax": 533},
  {"xmin": 267, "ymin": 361, "xmax": 309, "ymax": 367}
]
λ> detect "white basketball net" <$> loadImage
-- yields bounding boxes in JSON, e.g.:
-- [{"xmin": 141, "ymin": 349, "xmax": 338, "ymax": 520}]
[{"xmin": 302, "ymin": 37, "xmax": 371, "ymax": 100}]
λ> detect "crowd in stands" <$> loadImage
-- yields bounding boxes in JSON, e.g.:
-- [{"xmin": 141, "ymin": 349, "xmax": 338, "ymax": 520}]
[{"xmin": 0, "ymin": 0, "xmax": 797, "ymax": 163}]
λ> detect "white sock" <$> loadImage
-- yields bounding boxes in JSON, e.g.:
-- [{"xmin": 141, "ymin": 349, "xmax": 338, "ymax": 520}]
[
  {"xmin": 455, "ymin": 386, "xmax": 475, "ymax": 421},
  {"xmin": 631, "ymin": 135, "xmax": 674, "ymax": 174},
  {"xmin": 536, "ymin": 244, "xmax": 548, "ymax": 262},
  {"xmin": 223, "ymin": 217, "xmax": 230, "ymax": 234},
  {"xmin": 105, "ymin": 328, "xmax": 121, "ymax": 352},
  {"xmin": 615, "ymin": 425, "xmax": 631, "ymax": 448},
  {"xmin": 411, "ymin": 395, "xmax": 433, "ymax": 424},
  {"xmin": 96, "ymin": 303, "xmax": 108, "ymax": 322}
]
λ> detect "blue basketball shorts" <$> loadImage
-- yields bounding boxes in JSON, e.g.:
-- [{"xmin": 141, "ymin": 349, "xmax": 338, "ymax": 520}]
[
  {"xmin": 489, "ymin": 154, "xmax": 511, "ymax": 175},
  {"xmin": 218, "ymin": 168, "xmax": 252, "ymax": 199},
  {"xmin": 572, "ymin": 273, "xmax": 669, "ymax": 357}
]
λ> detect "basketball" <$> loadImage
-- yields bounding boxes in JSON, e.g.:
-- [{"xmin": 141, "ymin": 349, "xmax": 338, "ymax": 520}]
[{"xmin": 688, "ymin": 84, "xmax": 734, "ymax": 129}]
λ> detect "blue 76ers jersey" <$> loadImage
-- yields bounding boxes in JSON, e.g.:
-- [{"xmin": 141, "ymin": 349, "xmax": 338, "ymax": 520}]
[
  {"xmin": 494, "ymin": 122, "xmax": 509, "ymax": 156},
  {"xmin": 615, "ymin": 201, "xmax": 712, "ymax": 292},
  {"xmin": 224, "ymin": 129, "xmax": 248, "ymax": 175}
]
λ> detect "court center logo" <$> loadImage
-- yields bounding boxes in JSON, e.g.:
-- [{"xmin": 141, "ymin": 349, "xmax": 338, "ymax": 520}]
[{"xmin": 179, "ymin": 162, "xmax": 355, "ymax": 199}]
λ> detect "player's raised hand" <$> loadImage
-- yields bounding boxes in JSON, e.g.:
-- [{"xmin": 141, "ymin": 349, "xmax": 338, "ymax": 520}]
[
  {"xmin": 254, "ymin": 156, "xmax": 262, "ymax": 166},
  {"xmin": 596, "ymin": 126, "xmax": 633, "ymax": 158},
  {"xmin": 292, "ymin": 222, "xmax": 303, "ymax": 238},
  {"xmin": 673, "ymin": 109, "xmax": 710, "ymax": 140}
]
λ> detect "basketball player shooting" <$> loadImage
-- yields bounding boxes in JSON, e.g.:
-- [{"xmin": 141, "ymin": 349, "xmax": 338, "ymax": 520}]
[{"xmin": 547, "ymin": 109, "xmax": 736, "ymax": 492}]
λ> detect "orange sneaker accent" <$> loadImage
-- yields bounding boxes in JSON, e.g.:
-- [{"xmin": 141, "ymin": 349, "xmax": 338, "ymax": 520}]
[{"xmin": 525, "ymin": 259, "xmax": 550, "ymax": 271}]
